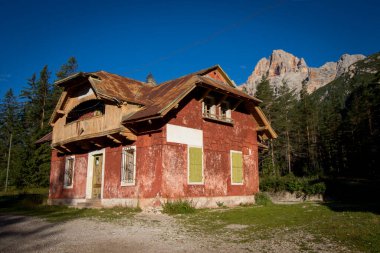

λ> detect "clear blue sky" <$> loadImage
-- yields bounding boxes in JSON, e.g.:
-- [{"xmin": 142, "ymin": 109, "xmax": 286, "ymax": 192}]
[{"xmin": 0, "ymin": 0, "xmax": 379, "ymax": 97}]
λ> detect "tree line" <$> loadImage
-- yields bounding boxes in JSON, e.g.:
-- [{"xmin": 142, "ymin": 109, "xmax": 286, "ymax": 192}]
[
  {"xmin": 253, "ymin": 52, "xmax": 380, "ymax": 179},
  {"xmin": 0, "ymin": 57, "xmax": 78, "ymax": 190}
]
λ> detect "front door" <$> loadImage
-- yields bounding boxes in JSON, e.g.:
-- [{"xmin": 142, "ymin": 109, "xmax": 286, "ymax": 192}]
[{"xmin": 92, "ymin": 154, "xmax": 103, "ymax": 199}]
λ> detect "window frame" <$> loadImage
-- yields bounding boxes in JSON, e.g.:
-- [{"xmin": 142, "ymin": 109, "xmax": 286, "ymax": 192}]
[
  {"xmin": 220, "ymin": 101, "xmax": 231, "ymax": 121},
  {"xmin": 230, "ymin": 150, "xmax": 244, "ymax": 185},
  {"xmin": 202, "ymin": 96, "xmax": 216, "ymax": 118},
  {"xmin": 121, "ymin": 146, "xmax": 137, "ymax": 186},
  {"xmin": 63, "ymin": 156, "xmax": 75, "ymax": 189},
  {"xmin": 187, "ymin": 145, "xmax": 204, "ymax": 185}
]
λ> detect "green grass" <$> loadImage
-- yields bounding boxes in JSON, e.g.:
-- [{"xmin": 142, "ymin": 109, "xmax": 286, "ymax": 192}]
[
  {"xmin": 162, "ymin": 199, "xmax": 196, "ymax": 214},
  {"xmin": 0, "ymin": 189, "xmax": 140, "ymax": 222},
  {"xmin": 178, "ymin": 203, "xmax": 380, "ymax": 253}
]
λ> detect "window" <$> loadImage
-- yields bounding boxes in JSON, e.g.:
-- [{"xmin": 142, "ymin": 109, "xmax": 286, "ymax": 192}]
[
  {"xmin": 230, "ymin": 151, "xmax": 243, "ymax": 185},
  {"xmin": 220, "ymin": 101, "xmax": 231, "ymax": 121},
  {"xmin": 202, "ymin": 97, "xmax": 216, "ymax": 118},
  {"xmin": 121, "ymin": 146, "xmax": 136, "ymax": 186},
  {"xmin": 188, "ymin": 146, "xmax": 203, "ymax": 184},
  {"xmin": 64, "ymin": 156, "xmax": 75, "ymax": 188},
  {"xmin": 202, "ymin": 96, "xmax": 232, "ymax": 123}
]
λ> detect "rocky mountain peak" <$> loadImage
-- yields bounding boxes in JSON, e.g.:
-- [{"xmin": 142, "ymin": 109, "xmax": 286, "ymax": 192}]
[{"xmin": 243, "ymin": 50, "xmax": 366, "ymax": 95}]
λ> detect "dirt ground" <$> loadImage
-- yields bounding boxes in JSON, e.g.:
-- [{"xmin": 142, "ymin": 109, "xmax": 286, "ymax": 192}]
[{"xmin": 0, "ymin": 212, "xmax": 354, "ymax": 253}]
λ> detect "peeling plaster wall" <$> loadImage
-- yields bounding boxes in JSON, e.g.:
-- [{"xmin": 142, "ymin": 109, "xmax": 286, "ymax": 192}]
[
  {"xmin": 161, "ymin": 98, "xmax": 259, "ymax": 199},
  {"xmin": 49, "ymin": 150, "xmax": 88, "ymax": 200},
  {"xmin": 101, "ymin": 131, "xmax": 164, "ymax": 200},
  {"xmin": 49, "ymin": 97, "xmax": 259, "ymax": 204}
]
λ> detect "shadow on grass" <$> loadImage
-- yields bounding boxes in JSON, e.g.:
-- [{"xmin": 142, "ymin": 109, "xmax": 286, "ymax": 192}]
[
  {"xmin": 0, "ymin": 193, "xmax": 141, "ymax": 223},
  {"xmin": 0, "ymin": 193, "xmax": 89, "ymax": 222},
  {"xmin": 323, "ymin": 178, "xmax": 380, "ymax": 214}
]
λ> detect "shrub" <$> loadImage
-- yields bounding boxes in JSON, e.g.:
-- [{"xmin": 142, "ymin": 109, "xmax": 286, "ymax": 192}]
[
  {"xmin": 260, "ymin": 175, "xmax": 326, "ymax": 195},
  {"xmin": 162, "ymin": 200, "xmax": 195, "ymax": 214},
  {"xmin": 255, "ymin": 192, "xmax": 272, "ymax": 206}
]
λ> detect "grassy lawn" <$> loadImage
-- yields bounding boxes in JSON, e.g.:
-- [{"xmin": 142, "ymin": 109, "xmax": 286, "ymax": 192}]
[
  {"xmin": 1, "ymin": 189, "xmax": 379, "ymax": 252},
  {"xmin": 177, "ymin": 202, "xmax": 380, "ymax": 253},
  {"xmin": 0, "ymin": 189, "xmax": 140, "ymax": 222}
]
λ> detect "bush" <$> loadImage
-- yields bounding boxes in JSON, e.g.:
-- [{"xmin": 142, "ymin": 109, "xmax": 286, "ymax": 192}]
[
  {"xmin": 162, "ymin": 200, "xmax": 195, "ymax": 214},
  {"xmin": 255, "ymin": 192, "xmax": 272, "ymax": 206},
  {"xmin": 260, "ymin": 175, "xmax": 326, "ymax": 195}
]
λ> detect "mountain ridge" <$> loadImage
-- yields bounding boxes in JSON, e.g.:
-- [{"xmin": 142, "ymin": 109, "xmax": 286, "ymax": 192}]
[{"xmin": 243, "ymin": 50, "xmax": 366, "ymax": 95}]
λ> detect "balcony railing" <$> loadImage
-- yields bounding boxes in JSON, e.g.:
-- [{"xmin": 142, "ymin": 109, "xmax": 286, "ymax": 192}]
[{"xmin": 202, "ymin": 111, "xmax": 233, "ymax": 124}]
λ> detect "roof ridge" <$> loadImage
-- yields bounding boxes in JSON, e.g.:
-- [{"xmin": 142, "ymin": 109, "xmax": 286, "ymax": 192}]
[
  {"xmin": 156, "ymin": 65, "xmax": 220, "ymax": 86},
  {"xmin": 94, "ymin": 70, "xmax": 150, "ymax": 86}
]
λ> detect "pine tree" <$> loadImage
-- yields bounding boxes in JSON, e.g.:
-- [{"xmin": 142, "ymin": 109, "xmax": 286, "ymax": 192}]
[
  {"xmin": 0, "ymin": 89, "xmax": 23, "ymax": 188},
  {"xmin": 254, "ymin": 76, "xmax": 277, "ymax": 175},
  {"xmin": 21, "ymin": 66, "xmax": 52, "ymax": 132},
  {"xmin": 56, "ymin": 56, "xmax": 78, "ymax": 80},
  {"xmin": 271, "ymin": 81, "xmax": 297, "ymax": 175},
  {"xmin": 51, "ymin": 57, "xmax": 79, "ymax": 111}
]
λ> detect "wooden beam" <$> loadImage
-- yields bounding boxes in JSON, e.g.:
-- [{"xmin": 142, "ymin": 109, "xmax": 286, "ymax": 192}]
[
  {"xmin": 120, "ymin": 130, "xmax": 137, "ymax": 141},
  {"xmin": 255, "ymin": 126, "xmax": 269, "ymax": 132},
  {"xmin": 90, "ymin": 141, "xmax": 103, "ymax": 148},
  {"xmin": 61, "ymin": 145, "xmax": 71, "ymax": 152},
  {"xmin": 107, "ymin": 135, "xmax": 121, "ymax": 144},
  {"xmin": 53, "ymin": 146, "xmax": 65, "ymax": 154},
  {"xmin": 57, "ymin": 110, "xmax": 65, "ymax": 115},
  {"xmin": 200, "ymin": 88, "xmax": 211, "ymax": 100},
  {"xmin": 216, "ymin": 94, "xmax": 228, "ymax": 106},
  {"xmin": 232, "ymin": 100, "xmax": 242, "ymax": 110}
]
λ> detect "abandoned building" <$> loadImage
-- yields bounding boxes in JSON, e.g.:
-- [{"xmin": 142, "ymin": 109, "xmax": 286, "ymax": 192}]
[{"xmin": 41, "ymin": 65, "xmax": 277, "ymax": 208}]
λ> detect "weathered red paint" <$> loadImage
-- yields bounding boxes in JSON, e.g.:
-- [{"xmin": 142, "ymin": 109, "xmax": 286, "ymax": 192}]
[{"xmin": 49, "ymin": 96, "xmax": 259, "ymax": 204}]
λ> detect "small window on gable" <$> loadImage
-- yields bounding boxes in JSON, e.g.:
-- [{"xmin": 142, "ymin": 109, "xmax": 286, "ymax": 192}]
[
  {"xmin": 230, "ymin": 151, "xmax": 243, "ymax": 185},
  {"xmin": 202, "ymin": 97, "xmax": 216, "ymax": 118},
  {"xmin": 121, "ymin": 146, "xmax": 136, "ymax": 186},
  {"xmin": 64, "ymin": 156, "xmax": 75, "ymax": 188},
  {"xmin": 188, "ymin": 146, "xmax": 203, "ymax": 184}
]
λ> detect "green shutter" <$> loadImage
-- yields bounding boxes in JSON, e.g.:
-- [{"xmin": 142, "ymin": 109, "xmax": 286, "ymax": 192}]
[
  {"xmin": 231, "ymin": 152, "xmax": 243, "ymax": 184},
  {"xmin": 189, "ymin": 147, "xmax": 203, "ymax": 183}
]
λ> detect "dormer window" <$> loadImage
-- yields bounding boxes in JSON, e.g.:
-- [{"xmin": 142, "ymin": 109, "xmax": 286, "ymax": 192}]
[
  {"xmin": 66, "ymin": 100, "xmax": 105, "ymax": 124},
  {"xmin": 203, "ymin": 97, "xmax": 216, "ymax": 118},
  {"xmin": 202, "ymin": 96, "xmax": 233, "ymax": 124},
  {"xmin": 220, "ymin": 101, "xmax": 231, "ymax": 121}
]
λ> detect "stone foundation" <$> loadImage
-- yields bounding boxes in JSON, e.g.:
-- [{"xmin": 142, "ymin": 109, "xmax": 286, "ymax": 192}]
[{"xmin": 48, "ymin": 195, "xmax": 256, "ymax": 209}]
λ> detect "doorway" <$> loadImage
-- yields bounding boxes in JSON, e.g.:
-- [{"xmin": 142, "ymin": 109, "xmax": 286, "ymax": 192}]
[
  {"xmin": 92, "ymin": 154, "xmax": 103, "ymax": 199},
  {"xmin": 85, "ymin": 149, "xmax": 105, "ymax": 200}
]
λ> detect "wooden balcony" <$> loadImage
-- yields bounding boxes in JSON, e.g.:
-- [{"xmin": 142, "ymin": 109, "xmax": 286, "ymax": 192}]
[{"xmin": 52, "ymin": 115, "xmax": 136, "ymax": 153}]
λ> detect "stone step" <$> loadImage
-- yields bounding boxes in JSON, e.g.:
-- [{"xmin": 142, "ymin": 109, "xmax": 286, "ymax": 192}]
[{"xmin": 77, "ymin": 199, "xmax": 102, "ymax": 209}]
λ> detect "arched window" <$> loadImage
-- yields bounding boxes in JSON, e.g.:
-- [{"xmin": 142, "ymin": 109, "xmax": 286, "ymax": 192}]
[{"xmin": 66, "ymin": 100, "xmax": 105, "ymax": 124}]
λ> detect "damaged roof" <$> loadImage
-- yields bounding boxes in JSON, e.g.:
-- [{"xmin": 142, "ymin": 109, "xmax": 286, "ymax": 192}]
[
  {"xmin": 49, "ymin": 65, "xmax": 277, "ymax": 140},
  {"xmin": 123, "ymin": 69, "xmax": 260, "ymax": 123}
]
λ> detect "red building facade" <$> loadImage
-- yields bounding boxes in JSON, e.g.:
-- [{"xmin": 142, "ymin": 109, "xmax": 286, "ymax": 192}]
[{"xmin": 45, "ymin": 66, "xmax": 276, "ymax": 208}]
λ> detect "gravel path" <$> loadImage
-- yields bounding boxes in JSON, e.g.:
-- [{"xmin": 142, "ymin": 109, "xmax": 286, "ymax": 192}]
[{"xmin": 0, "ymin": 213, "xmax": 354, "ymax": 253}]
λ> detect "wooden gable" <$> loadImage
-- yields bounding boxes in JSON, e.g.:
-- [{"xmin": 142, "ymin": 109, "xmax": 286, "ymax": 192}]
[
  {"xmin": 198, "ymin": 65, "xmax": 236, "ymax": 88},
  {"xmin": 50, "ymin": 79, "xmax": 100, "ymax": 125}
]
